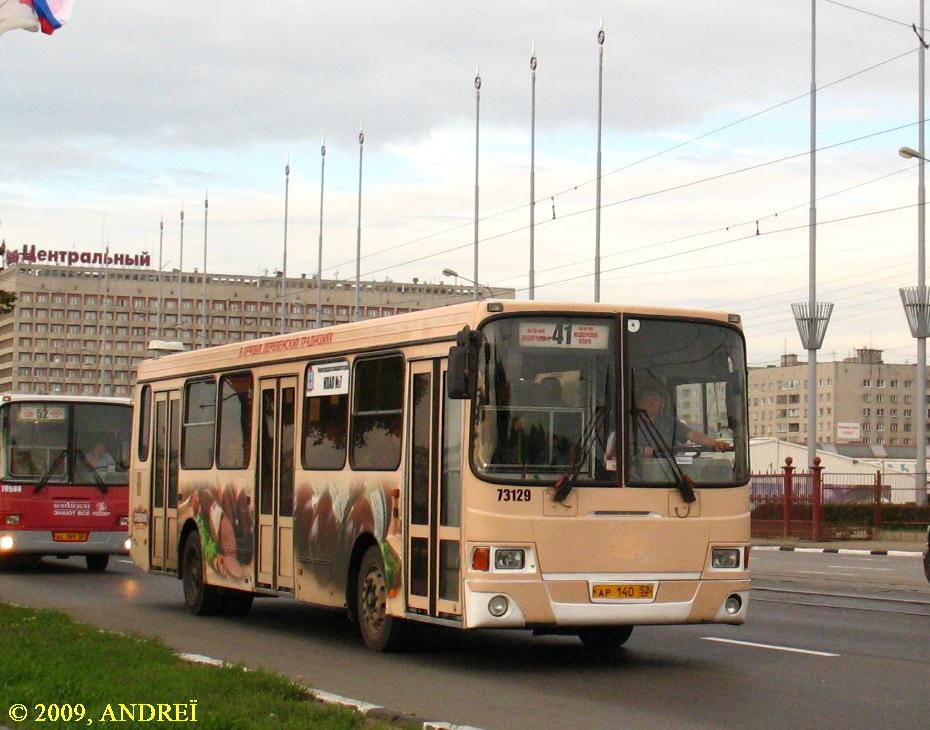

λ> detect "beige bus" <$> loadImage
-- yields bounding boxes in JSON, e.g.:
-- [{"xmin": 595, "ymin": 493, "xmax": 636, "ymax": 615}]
[{"xmin": 129, "ymin": 300, "xmax": 750, "ymax": 651}]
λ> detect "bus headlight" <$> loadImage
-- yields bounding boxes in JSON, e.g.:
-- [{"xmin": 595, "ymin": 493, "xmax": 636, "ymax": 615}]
[
  {"xmin": 4, "ymin": 514, "xmax": 21, "ymax": 526},
  {"xmin": 0, "ymin": 535, "xmax": 14, "ymax": 551},
  {"xmin": 712, "ymin": 548, "xmax": 741, "ymax": 569},
  {"xmin": 494, "ymin": 548, "xmax": 525, "ymax": 570},
  {"xmin": 123, "ymin": 538, "xmax": 132, "ymax": 551},
  {"xmin": 488, "ymin": 595, "xmax": 509, "ymax": 617},
  {"xmin": 725, "ymin": 594, "xmax": 742, "ymax": 614}
]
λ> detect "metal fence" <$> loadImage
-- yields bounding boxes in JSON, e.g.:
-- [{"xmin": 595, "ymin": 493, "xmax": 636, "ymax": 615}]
[{"xmin": 750, "ymin": 457, "xmax": 930, "ymax": 540}]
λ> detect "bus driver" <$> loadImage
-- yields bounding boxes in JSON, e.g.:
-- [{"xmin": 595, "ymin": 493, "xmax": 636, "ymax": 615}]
[{"xmin": 634, "ymin": 384, "xmax": 729, "ymax": 457}]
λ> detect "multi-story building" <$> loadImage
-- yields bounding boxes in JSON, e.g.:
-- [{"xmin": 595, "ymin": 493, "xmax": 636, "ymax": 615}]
[
  {"xmin": 749, "ymin": 348, "xmax": 929, "ymax": 448},
  {"xmin": 0, "ymin": 260, "xmax": 513, "ymax": 397}
]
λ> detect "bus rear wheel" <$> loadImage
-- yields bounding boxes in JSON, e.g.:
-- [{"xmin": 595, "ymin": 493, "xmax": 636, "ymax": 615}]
[
  {"xmin": 182, "ymin": 531, "xmax": 223, "ymax": 616},
  {"xmin": 577, "ymin": 625, "xmax": 634, "ymax": 651},
  {"xmin": 356, "ymin": 545, "xmax": 405, "ymax": 651},
  {"xmin": 85, "ymin": 554, "xmax": 109, "ymax": 572}
]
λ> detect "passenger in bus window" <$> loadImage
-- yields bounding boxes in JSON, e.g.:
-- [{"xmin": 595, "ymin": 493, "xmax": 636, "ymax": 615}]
[
  {"xmin": 10, "ymin": 446, "xmax": 40, "ymax": 477},
  {"xmin": 634, "ymin": 384, "xmax": 729, "ymax": 456}
]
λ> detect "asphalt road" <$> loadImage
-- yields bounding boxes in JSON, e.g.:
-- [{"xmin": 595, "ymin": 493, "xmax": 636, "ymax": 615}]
[{"xmin": 1, "ymin": 552, "xmax": 928, "ymax": 730}]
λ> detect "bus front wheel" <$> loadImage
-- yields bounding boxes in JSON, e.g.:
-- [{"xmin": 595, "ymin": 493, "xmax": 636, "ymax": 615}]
[
  {"xmin": 85, "ymin": 554, "xmax": 109, "ymax": 572},
  {"xmin": 356, "ymin": 545, "xmax": 406, "ymax": 652},
  {"xmin": 577, "ymin": 625, "xmax": 634, "ymax": 651},
  {"xmin": 182, "ymin": 531, "xmax": 224, "ymax": 616}
]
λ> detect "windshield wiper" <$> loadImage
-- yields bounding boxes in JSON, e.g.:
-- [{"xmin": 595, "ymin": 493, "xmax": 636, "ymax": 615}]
[
  {"xmin": 635, "ymin": 410, "xmax": 696, "ymax": 506},
  {"xmin": 33, "ymin": 448, "xmax": 67, "ymax": 494},
  {"xmin": 552, "ymin": 405, "xmax": 607, "ymax": 503},
  {"xmin": 75, "ymin": 449, "xmax": 108, "ymax": 493}
]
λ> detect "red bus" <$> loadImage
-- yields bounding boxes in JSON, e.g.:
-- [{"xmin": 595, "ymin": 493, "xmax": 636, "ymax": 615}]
[{"xmin": 0, "ymin": 394, "xmax": 132, "ymax": 571}]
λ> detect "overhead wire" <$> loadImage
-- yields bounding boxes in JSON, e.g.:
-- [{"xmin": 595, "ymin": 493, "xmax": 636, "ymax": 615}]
[
  {"xmin": 366, "ymin": 118, "xmax": 925, "ymax": 304},
  {"xmin": 317, "ymin": 46, "xmax": 917, "ymax": 278}
]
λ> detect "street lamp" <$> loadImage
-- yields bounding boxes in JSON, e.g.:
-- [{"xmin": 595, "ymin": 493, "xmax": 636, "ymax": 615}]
[{"xmin": 442, "ymin": 268, "xmax": 493, "ymax": 298}]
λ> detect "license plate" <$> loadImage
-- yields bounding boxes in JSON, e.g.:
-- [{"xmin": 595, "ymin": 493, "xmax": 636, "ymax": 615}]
[
  {"xmin": 53, "ymin": 531, "xmax": 88, "ymax": 542},
  {"xmin": 591, "ymin": 583, "xmax": 655, "ymax": 601}
]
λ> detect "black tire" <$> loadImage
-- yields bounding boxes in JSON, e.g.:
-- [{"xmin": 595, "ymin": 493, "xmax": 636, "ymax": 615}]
[
  {"xmin": 577, "ymin": 625, "xmax": 634, "ymax": 651},
  {"xmin": 224, "ymin": 590, "xmax": 254, "ymax": 617},
  {"xmin": 85, "ymin": 554, "xmax": 109, "ymax": 572},
  {"xmin": 356, "ymin": 545, "xmax": 406, "ymax": 651},
  {"xmin": 182, "ymin": 531, "xmax": 224, "ymax": 616}
]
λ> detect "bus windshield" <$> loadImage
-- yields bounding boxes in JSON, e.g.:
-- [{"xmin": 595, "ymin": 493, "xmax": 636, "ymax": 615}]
[
  {"xmin": 473, "ymin": 315, "xmax": 618, "ymax": 484},
  {"xmin": 625, "ymin": 318, "xmax": 748, "ymax": 486},
  {"xmin": 1, "ymin": 401, "xmax": 132, "ymax": 486}
]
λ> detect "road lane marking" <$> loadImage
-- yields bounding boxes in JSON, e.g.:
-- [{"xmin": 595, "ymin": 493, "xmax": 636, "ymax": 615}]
[
  {"xmin": 826, "ymin": 565, "xmax": 893, "ymax": 571},
  {"xmin": 798, "ymin": 570, "xmax": 858, "ymax": 576},
  {"xmin": 702, "ymin": 637, "xmax": 838, "ymax": 656}
]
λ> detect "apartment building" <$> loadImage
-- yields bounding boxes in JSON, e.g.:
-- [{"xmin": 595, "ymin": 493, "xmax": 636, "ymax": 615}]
[
  {"xmin": 749, "ymin": 348, "xmax": 928, "ymax": 447},
  {"xmin": 0, "ymin": 261, "xmax": 512, "ymax": 397}
]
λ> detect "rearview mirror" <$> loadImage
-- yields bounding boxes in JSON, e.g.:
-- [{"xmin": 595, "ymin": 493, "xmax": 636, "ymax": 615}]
[{"xmin": 448, "ymin": 326, "xmax": 482, "ymax": 399}]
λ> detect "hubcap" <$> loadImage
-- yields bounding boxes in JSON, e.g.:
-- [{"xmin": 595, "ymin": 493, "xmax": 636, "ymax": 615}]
[{"xmin": 361, "ymin": 564, "xmax": 386, "ymax": 635}]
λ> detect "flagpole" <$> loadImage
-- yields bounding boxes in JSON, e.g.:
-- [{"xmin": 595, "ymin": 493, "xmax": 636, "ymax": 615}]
[
  {"xmin": 474, "ymin": 67, "xmax": 481, "ymax": 301},
  {"xmin": 317, "ymin": 137, "xmax": 326, "ymax": 330},
  {"xmin": 529, "ymin": 44, "xmax": 537, "ymax": 300},
  {"xmin": 354, "ymin": 128, "xmax": 364, "ymax": 322},
  {"xmin": 201, "ymin": 191, "xmax": 208, "ymax": 348},
  {"xmin": 281, "ymin": 161, "xmax": 289, "ymax": 336}
]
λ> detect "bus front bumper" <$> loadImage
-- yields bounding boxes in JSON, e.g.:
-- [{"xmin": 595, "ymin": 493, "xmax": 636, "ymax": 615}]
[
  {"xmin": 464, "ymin": 575, "xmax": 750, "ymax": 629},
  {"xmin": 0, "ymin": 530, "xmax": 130, "ymax": 556}
]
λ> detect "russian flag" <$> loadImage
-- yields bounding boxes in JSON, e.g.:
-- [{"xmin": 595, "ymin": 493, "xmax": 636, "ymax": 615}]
[{"xmin": 21, "ymin": 0, "xmax": 74, "ymax": 35}]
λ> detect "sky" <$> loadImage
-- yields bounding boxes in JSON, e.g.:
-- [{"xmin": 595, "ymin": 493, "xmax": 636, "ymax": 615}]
[{"xmin": 1, "ymin": 0, "xmax": 928, "ymax": 366}]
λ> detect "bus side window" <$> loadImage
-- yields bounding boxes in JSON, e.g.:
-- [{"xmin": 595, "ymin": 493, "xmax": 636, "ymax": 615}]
[{"xmin": 350, "ymin": 354, "xmax": 404, "ymax": 471}]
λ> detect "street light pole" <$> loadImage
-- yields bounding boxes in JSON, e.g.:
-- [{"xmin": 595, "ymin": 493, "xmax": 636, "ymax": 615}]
[
  {"xmin": 201, "ymin": 191, "xmax": 208, "ymax": 349},
  {"xmin": 316, "ymin": 137, "xmax": 326, "ymax": 330},
  {"xmin": 529, "ymin": 44, "xmax": 537, "ymax": 301},
  {"xmin": 178, "ymin": 207, "xmax": 184, "ymax": 343},
  {"xmin": 792, "ymin": 0, "xmax": 833, "ymax": 470},
  {"xmin": 594, "ymin": 22, "xmax": 605, "ymax": 304},
  {"xmin": 355, "ymin": 128, "xmax": 364, "ymax": 322},
  {"xmin": 898, "ymin": 0, "xmax": 930, "ymax": 506},
  {"xmin": 157, "ymin": 217, "xmax": 163, "ymax": 339},
  {"xmin": 898, "ymin": 146, "xmax": 929, "ymax": 506},
  {"xmin": 474, "ymin": 69, "xmax": 481, "ymax": 302},
  {"xmin": 281, "ymin": 161, "xmax": 289, "ymax": 336}
]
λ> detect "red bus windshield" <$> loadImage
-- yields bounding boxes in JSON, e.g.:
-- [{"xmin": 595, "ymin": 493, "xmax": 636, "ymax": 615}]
[{"xmin": 1, "ymin": 401, "xmax": 132, "ymax": 487}]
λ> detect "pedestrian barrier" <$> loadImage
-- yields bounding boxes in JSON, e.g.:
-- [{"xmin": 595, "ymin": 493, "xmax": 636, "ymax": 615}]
[{"xmin": 750, "ymin": 457, "xmax": 930, "ymax": 540}]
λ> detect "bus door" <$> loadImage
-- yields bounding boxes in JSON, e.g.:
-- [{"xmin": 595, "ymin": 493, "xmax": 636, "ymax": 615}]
[
  {"xmin": 256, "ymin": 376, "xmax": 297, "ymax": 591},
  {"xmin": 150, "ymin": 391, "xmax": 180, "ymax": 571},
  {"xmin": 406, "ymin": 359, "xmax": 463, "ymax": 620}
]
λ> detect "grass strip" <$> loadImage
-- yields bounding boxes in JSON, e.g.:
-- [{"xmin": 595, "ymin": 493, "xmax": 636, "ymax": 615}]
[{"xmin": 0, "ymin": 603, "xmax": 398, "ymax": 730}]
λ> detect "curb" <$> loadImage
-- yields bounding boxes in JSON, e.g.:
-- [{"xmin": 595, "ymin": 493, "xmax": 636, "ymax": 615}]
[
  {"xmin": 179, "ymin": 653, "xmax": 484, "ymax": 730},
  {"xmin": 751, "ymin": 545, "xmax": 924, "ymax": 557}
]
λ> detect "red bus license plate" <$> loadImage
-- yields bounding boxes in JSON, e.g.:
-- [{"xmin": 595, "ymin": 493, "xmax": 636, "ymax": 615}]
[
  {"xmin": 53, "ymin": 531, "xmax": 88, "ymax": 542},
  {"xmin": 591, "ymin": 583, "xmax": 654, "ymax": 601}
]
